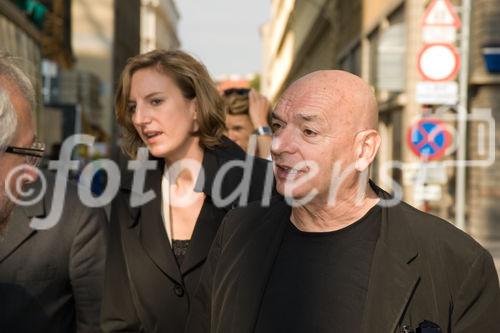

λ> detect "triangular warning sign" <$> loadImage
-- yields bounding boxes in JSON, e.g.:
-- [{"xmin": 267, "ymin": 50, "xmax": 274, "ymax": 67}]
[{"xmin": 422, "ymin": 0, "xmax": 461, "ymax": 28}]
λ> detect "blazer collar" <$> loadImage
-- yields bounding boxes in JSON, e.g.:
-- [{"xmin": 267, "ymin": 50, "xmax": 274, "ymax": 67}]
[
  {"xmin": 370, "ymin": 180, "xmax": 419, "ymax": 262},
  {"xmin": 194, "ymin": 137, "xmax": 246, "ymax": 199},
  {"xmin": 361, "ymin": 181, "xmax": 420, "ymax": 333},
  {"xmin": 134, "ymin": 160, "xmax": 183, "ymax": 283},
  {"xmin": 183, "ymin": 138, "xmax": 249, "ymax": 275},
  {"xmin": 0, "ymin": 179, "xmax": 45, "ymax": 262},
  {"xmin": 180, "ymin": 197, "xmax": 227, "ymax": 275},
  {"xmin": 233, "ymin": 197, "xmax": 291, "ymax": 333}
]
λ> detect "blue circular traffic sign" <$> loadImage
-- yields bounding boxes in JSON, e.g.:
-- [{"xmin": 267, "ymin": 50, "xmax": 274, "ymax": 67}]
[{"xmin": 407, "ymin": 119, "xmax": 451, "ymax": 160}]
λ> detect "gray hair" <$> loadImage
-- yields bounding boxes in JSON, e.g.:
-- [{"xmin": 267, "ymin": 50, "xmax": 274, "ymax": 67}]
[
  {"xmin": 0, "ymin": 53, "xmax": 35, "ymax": 151},
  {"xmin": 0, "ymin": 87, "xmax": 17, "ymax": 151}
]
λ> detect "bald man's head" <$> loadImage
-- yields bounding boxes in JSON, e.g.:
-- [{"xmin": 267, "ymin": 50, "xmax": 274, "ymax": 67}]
[
  {"xmin": 271, "ymin": 70, "xmax": 381, "ymax": 201},
  {"xmin": 278, "ymin": 70, "xmax": 378, "ymax": 132}
]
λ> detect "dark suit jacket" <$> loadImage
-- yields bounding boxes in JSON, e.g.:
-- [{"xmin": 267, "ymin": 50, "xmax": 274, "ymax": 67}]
[
  {"xmin": 0, "ymin": 172, "xmax": 108, "ymax": 332},
  {"xmin": 101, "ymin": 138, "xmax": 275, "ymax": 333},
  {"xmin": 186, "ymin": 183, "xmax": 500, "ymax": 333}
]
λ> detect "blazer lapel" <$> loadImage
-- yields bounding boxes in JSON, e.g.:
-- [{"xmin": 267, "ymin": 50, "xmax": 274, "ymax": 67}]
[
  {"xmin": 232, "ymin": 199, "xmax": 291, "ymax": 333},
  {"xmin": 181, "ymin": 144, "xmax": 237, "ymax": 275},
  {"xmin": 180, "ymin": 197, "xmax": 226, "ymax": 275},
  {"xmin": 361, "ymin": 189, "xmax": 420, "ymax": 333},
  {"xmin": 137, "ymin": 164, "xmax": 182, "ymax": 284},
  {"xmin": 0, "ymin": 197, "xmax": 44, "ymax": 262}
]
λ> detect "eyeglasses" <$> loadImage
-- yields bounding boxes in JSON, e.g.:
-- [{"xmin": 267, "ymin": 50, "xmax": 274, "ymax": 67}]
[
  {"xmin": 5, "ymin": 142, "xmax": 46, "ymax": 167},
  {"xmin": 223, "ymin": 88, "xmax": 250, "ymax": 96}
]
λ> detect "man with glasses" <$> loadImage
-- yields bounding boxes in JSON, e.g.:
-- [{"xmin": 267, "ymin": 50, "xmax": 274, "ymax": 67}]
[
  {"xmin": 0, "ymin": 54, "xmax": 40, "ymax": 231},
  {"xmin": 0, "ymin": 54, "xmax": 107, "ymax": 332}
]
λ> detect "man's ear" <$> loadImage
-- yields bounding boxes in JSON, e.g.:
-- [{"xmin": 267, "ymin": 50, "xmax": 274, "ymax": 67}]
[{"xmin": 354, "ymin": 129, "xmax": 381, "ymax": 172}]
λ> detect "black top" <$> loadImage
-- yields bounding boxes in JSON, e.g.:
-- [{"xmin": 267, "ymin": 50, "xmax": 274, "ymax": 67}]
[
  {"xmin": 255, "ymin": 204, "xmax": 382, "ymax": 333},
  {"xmin": 172, "ymin": 239, "xmax": 191, "ymax": 266}
]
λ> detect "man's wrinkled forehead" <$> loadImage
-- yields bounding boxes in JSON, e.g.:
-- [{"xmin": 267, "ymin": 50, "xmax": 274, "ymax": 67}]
[{"xmin": 275, "ymin": 83, "xmax": 343, "ymax": 119}]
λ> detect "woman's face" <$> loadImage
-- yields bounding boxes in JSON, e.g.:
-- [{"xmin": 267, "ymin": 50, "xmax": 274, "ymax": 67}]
[{"xmin": 128, "ymin": 67, "xmax": 197, "ymax": 160}]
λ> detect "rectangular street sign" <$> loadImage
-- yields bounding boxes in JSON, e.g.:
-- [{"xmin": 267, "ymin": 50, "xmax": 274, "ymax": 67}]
[
  {"xmin": 422, "ymin": 26, "xmax": 457, "ymax": 43},
  {"xmin": 414, "ymin": 184, "xmax": 443, "ymax": 201},
  {"xmin": 416, "ymin": 81, "xmax": 458, "ymax": 105},
  {"xmin": 403, "ymin": 163, "xmax": 448, "ymax": 186}
]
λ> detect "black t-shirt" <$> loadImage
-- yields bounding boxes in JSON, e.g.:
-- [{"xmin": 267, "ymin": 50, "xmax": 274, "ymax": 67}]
[{"xmin": 255, "ymin": 204, "xmax": 382, "ymax": 333}]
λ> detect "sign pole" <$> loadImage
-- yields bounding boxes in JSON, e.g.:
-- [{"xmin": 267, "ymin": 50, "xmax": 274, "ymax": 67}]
[{"xmin": 455, "ymin": 0, "xmax": 471, "ymax": 230}]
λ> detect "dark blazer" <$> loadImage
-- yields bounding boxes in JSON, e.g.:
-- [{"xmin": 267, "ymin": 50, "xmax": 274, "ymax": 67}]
[
  {"xmin": 0, "ymin": 172, "xmax": 108, "ymax": 332},
  {"xmin": 186, "ymin": 183, "xmax": 500, "ymax": 333},
  {"xmin": 101, "ymin": 138, "xmax": 275, "ymax": 333}
]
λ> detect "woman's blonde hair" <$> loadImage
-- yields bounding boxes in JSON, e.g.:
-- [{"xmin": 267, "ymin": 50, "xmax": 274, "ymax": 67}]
[{"xmin": 115, "ymin": 49, "xmax": 226, "ymax": 158}]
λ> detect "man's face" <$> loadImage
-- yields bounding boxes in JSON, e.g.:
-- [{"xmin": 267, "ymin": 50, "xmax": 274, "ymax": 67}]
[
  {"xmin": 270, "ymin": 87, "xmax": 355, "ymax": 201},
  {"xmin": 0, "ymin": 81, "xmax": 36, "ymax": 229}
]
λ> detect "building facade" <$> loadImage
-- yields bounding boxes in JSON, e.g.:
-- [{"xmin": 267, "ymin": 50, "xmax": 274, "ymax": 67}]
[
  {"xmin": 1, "ymin": 0, "xmax": 73, "ymax": 141},
  {"xmin": 140, "ymin": 0, "xmax": 180, "ymax": 53},
  {"xmin": 71, "ymin": 0, "xmax": 115, "ymax": 137}
]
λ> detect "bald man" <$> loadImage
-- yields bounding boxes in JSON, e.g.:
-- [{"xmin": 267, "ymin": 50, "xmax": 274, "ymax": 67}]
[{"xmin": 185, "ymin": 71, "xmax": 500, "ymax": 333}]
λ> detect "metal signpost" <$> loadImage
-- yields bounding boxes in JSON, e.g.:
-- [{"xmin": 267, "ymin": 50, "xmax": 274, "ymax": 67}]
[
  {"xmin": 416, "ymin": 0, "xmax": 469, "ymax": 229},
  {"xmin": 455, "ymin": 0, "xmax": 471, "ymax": 230}
]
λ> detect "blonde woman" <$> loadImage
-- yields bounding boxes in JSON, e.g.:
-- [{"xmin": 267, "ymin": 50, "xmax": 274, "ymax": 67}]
[{"xmin": 101, "ymin": 50, "xmax": 272, "ymax": 332}]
